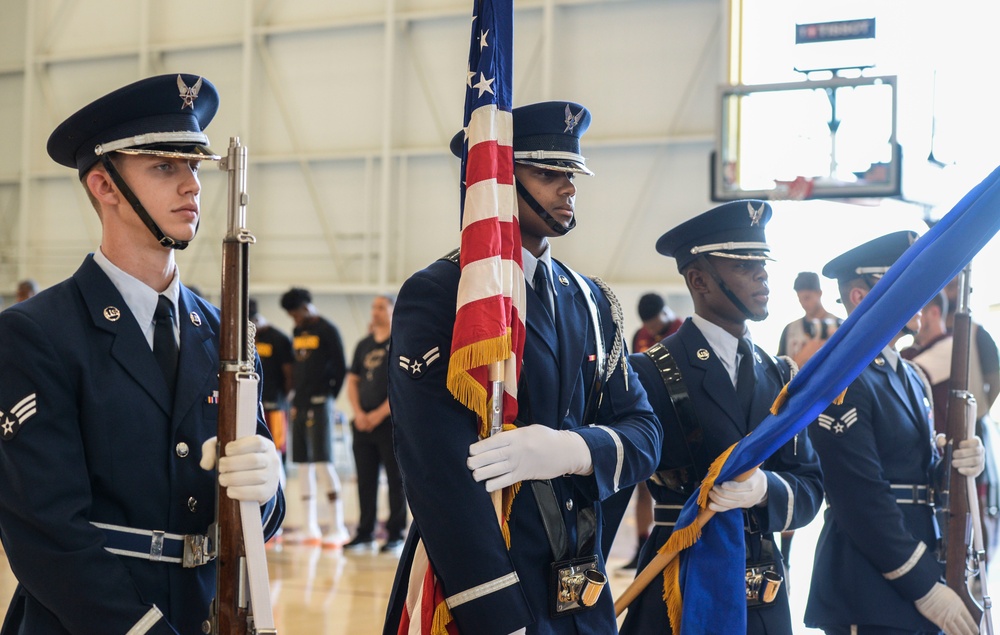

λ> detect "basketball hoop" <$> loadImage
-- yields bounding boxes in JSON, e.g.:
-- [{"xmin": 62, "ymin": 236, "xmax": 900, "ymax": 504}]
[{"xmin": 772, "ymin": 176, "xmax": 815, "ymax": 201}]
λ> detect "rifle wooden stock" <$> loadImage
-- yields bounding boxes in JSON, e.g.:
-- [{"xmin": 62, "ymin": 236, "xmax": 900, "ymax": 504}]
[
  {"xmin": 943, "ymin": 266, "xmax": 984, "ymax": 625},
  {"xmin": 214, "ymin": 137, "xmax": 255, "ymax": 635},
  {"xmin": 614, "ymin": 467, "xmax": 757, "ymax": 617}
]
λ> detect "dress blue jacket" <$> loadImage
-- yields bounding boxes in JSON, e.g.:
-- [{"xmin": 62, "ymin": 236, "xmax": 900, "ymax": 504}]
[
  {"xmin": 0, "ymin": 256, "xmax": 283, "ymax": 635},
  {"xmin": 805, "ymin": 353, "xmax": 942, "ymax": 631},
  {"xmin": 383, "ymin": 256, "xmax": 660, "ymax": 635},
  {"xmin": 620, "ymin": 319, "xmax": 823, "ymax": 635}
]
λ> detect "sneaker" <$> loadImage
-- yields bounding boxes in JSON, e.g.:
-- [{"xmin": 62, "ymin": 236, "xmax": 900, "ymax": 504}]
[
  {"xmin": 321, "ymin": 527, "xmax": 351, "ymax": 549},
  {"xmin": 380, "ymin": 538, "xmax": 405, "ymax": 553},
  {"xmin": 343, "ymin": 535, "xmax": 376, "ymax": 552}
]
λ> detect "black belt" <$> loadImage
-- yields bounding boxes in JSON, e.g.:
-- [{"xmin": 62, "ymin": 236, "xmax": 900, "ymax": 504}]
[
  {"xmin": 531, "ymin": 480, "xmax": 596, "ymax": 561},
  {"xmin": 890, "ymin": 484, "xmax": 931, "ymax": 505}
]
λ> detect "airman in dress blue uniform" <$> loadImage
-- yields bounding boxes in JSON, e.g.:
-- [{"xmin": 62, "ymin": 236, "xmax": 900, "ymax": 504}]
[
  {"xmin": 382, "ymin": 102, "xmax": 661, "ymax": 635},
  {"xmin": 619, "ymin": 201, "xmax": 824, "ymax": 635},
  {"xmin": 0, "ymin": 74, "xmax": 283, "ymax": 635},
  {"xmin": 805, "ymin": 231, "xmax": 984, "ymax": 635}
]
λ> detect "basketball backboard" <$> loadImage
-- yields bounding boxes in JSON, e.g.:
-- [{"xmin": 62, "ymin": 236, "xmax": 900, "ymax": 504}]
[{"xmin": 712, "ymin": 75, "xmax": 900, "ymax": 201}]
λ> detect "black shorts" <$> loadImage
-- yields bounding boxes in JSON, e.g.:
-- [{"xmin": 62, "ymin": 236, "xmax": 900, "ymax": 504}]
[{"xmin": 291, "ymin": 398, "xmax": 334, "ymax": 463}]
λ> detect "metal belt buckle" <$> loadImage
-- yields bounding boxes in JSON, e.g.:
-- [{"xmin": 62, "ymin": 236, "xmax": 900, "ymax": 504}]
[
  {"xmin": 183, "ymin": 533, "xmax": 216, "ymax": 568},
  {"xmin": 150, "ymin": 530, "xmax": 166, "ymax": 561},
  {"xmin": 548, "ymin": 555, "xmax": 606, "ymax": 618}
]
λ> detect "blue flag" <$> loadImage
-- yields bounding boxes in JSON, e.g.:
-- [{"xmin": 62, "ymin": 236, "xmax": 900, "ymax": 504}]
[{"xmin": 671, "ymin": 163, "xmax": 1000, "ymax": 633}]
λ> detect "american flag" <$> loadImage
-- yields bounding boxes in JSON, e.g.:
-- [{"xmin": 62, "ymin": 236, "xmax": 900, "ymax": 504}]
[
  {"xmin": 447, "ymin": 0, "xmax": 524, "ymax": 444},
  {"xmin": 396, "ymin": 2, "xmax": 521, "ymax": 633}
]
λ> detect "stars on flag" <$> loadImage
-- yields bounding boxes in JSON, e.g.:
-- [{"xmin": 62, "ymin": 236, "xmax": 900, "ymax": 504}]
[{"xmin": 473, "ymin": 72, "xmax": 495, "ymax": 98}]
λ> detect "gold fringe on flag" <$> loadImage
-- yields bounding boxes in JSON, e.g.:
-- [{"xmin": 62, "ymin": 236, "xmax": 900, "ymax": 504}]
[
  {"xmin": 431, "ymin": 600, "xmax": 454, "ymax": 635},
  {"xmin": 659, "ymin": 441, "xmax": 740, "ymax": 632},
  {"xmin": 833, "ymin": 387, "xmax": 848, "ymax": 405},
  {"xmin": 446, "ymin": 333, "xmax": 512, "ymax": 438}
]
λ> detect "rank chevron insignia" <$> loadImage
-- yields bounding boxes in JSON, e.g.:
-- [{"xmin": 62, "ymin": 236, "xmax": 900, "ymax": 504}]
[
  {"xmin": 0, "ymin": 393, "xmax": 37, "ymax": 441},
  {"xmin": 817, "ymin": 407, "xmax": 858, "ymax": 436},
  {"xmin": 398, "ymin": 346, "xmax": 441, "ymax": 379}
]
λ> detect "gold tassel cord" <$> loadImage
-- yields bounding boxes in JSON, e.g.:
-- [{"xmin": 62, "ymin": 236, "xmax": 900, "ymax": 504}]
[
  {"xmin": 833, "ymin": 387, "xmax": 848, "ymax": 405},
  {"xmin": 769, "ymin": 384, "xmax": 790, "ymax": 415}
]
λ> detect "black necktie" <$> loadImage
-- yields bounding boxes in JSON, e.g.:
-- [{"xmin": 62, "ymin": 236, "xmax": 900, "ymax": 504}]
[
  {"xmin": 153, "ymin": 295, "xmax": 178, "ymax": 398},
  {"xmin": 533, "ymin": 264, "xmax": 554, "ymax": 320},
  {"xmin": 736, "ymin": 338, "xmax": 755, "ymax": 418}
]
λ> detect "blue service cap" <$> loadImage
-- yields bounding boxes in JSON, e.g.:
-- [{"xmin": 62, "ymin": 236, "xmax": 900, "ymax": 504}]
[
  {"xmin": 822, "ymin": 230, "xmax": 919, "ymax": 282},
  {"xmin": 47, "ymin": 74, "xmax": 220, "ymax": 178},
  {"xmin": 656, "ymin": 200, "xmax": 772, "ymax": 271},
  {"xmin": 449, "ymin": 101, "xmax": 594, "ymax": 175}
]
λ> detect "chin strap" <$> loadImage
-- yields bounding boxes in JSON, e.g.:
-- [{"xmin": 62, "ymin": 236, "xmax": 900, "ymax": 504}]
[
  {"xmin": 99, "ymin": 155, "xmax": 195, "ymax": 250},
  {"xmin": 515, "ymin": 178, "xmax": 575, "ymax": 236},
  {"xmin": 696, "ymin": 255, "xmax": 767, "ymax": 322}
]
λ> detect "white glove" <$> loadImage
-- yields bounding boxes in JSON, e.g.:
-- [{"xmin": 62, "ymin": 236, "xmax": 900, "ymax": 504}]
[
  {"xmin": 507, "ymin": 630, "xmax": 526, "ymax": 635},
  {"xmin": 467, "ymin": 425, "xmax": 593, "ymax": 492},
  {"xmin": 707, "ymin": 469, "xmax": 768, "ymax": 512},
  {"xmin": 954, "ymin": 436, "xmax": 986, "ymax": 477},
  {"xmin": 201, "ymin": 435, "xmax": 281, "ymax": 504},
  {"xmin": 914, "ymin": 582, "xmax": 979, "ymax": 635}
]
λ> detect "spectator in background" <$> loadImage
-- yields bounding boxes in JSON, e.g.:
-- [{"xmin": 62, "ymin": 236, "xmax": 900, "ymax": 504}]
[
  {"xmin": 901, "ymin": 291, "xmax": 950, "ymax": 428},
  {"xmin": 15, "ymin": 279, "xmax": 38, "ymax": 303},
  {"xmin": 250, "ymin": 297, "xmax": 294, "ymax": 463},
  {"xmin": 343, "ymin": 295, "xmax": 407, "ymax": 553},
  {"xmin": 631, "ymin": 292, "xmax": 682, "ymax": 353},
  {"xmin": 280, "ymin": 287, "xmax": 350, "ymax": 547},
  {"xmin": 777, "ymin": 271, "xmax": 841, "ymax": 368},
  {"xmin": 619, "ymin": 292, "xmax": 682, "ymax": 571}
]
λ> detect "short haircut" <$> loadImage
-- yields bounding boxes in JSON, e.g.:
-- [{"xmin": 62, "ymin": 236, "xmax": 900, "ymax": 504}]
[
  {"xmin": 280, "ymin": 287, "xmax": 312, "ymax": 311},
  {"xmin": 637, "ymin": 293, "xmax": 665, "ymax": 321}
]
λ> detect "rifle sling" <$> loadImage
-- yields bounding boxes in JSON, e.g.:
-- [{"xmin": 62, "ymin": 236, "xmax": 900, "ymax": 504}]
[{"xmin": 644, "ymin": 343, "xmax": 708, "ymax": 493}]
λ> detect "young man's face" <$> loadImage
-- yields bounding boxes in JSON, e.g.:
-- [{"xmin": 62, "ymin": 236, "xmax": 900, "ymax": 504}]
[
  {"xmin": 796, "ymin": 289, "xmax": 821, "ymax": 314},
  {"xmin": 115, "ymin": 154, "xmax": 202, "ymax": 245},
  {"xmin": 699, "ymin": 257, "xmax": 770, "ymax": 324},
  {"xmin": 514, "ymin": 164, "xmax": 577, "ymax": 240}
]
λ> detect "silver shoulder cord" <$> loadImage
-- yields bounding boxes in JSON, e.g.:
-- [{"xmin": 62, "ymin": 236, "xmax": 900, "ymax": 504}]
[{"xmin": 589, "ymin": 276, "xmax": 628, "ymax": 391}]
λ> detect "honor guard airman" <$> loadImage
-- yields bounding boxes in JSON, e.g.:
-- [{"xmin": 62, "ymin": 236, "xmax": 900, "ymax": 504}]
[
  {"xmin": 805, "ymin": 231, "xmax": 984, "ymax": 635},
  {"xmin": 382, "ymin": 101, "xmax": 661, "ymax": 635},
  {"xmin": 0, "ymin": 74, "xmax": 283, "ymax": 635},
  {"xmin": 619, "ymin": 201, "xmax": 824, "ymax": 635}
]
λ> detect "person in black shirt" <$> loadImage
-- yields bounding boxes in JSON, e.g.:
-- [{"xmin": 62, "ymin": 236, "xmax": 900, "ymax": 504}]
[
  {"xmin": 343, "ymin": 295, "xmax": 407, "ymax": 553},
  {"xmin": 280, "ymin": 287, "xmax": 349, "ymax": 546},
  {"xmin": 250, "ymin": 298, "xmax": 294, "ymax": 462}
]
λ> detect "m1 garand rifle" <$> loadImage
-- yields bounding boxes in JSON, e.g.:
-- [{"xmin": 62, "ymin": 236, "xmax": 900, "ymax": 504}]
[
  {"xmin": 942, "ymin": 265, "xmax": 993, "ymax": 633},
  {"xmin": 210, "ymin": 137, "xmax": 277, "ymax": 635}
]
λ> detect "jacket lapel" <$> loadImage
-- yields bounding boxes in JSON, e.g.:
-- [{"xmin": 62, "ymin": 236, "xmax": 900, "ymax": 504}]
[
  {"xmin": 553, "ymin": 262, "xmax": 586, "ymax": 423},
  {"xmin": 171, "ymin": 287, "xmax": 217, "ymax": 425},
  {"xmin": 679, "ymin": 321, "xmax": 747, "ymax": 434},
  {"xmin": 74, "ymin": 256, "xmax": 173, "ymax": 415},
  {"xmin": 878, "ymin": 355, "xmax": 919, "ymax": 423}
]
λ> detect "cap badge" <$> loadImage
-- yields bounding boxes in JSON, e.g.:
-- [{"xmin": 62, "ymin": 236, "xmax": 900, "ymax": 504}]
[
  {"xmin": 564, "ymin": 104, "xmax": 584, "ymax": 133},
  {"xmin": 696, "ymin": 348, "xmax": 710, "ymax": 361},
  {"xmin": 747, "ymin": 202, "xmax": 764, "ymax": 226},
  {"xmin": 177, "ymin": 75, "xmax": 204, "ymax": 110},
  {"xmin": 190, "ymin": 312, "xmax": 202, "ymax": 327},
  {"xmin": 103, "ymin": 306, "xmax": 121, "ymax": 322}
]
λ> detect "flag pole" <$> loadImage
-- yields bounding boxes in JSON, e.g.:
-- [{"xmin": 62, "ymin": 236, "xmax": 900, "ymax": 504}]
[
  {"xmin": 614, "ymin": 466, "xmax": 758, "ymax": 617},
  {"xmin": 488, "ymin": 361, "xmax": 505, "ymax": 525}
]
